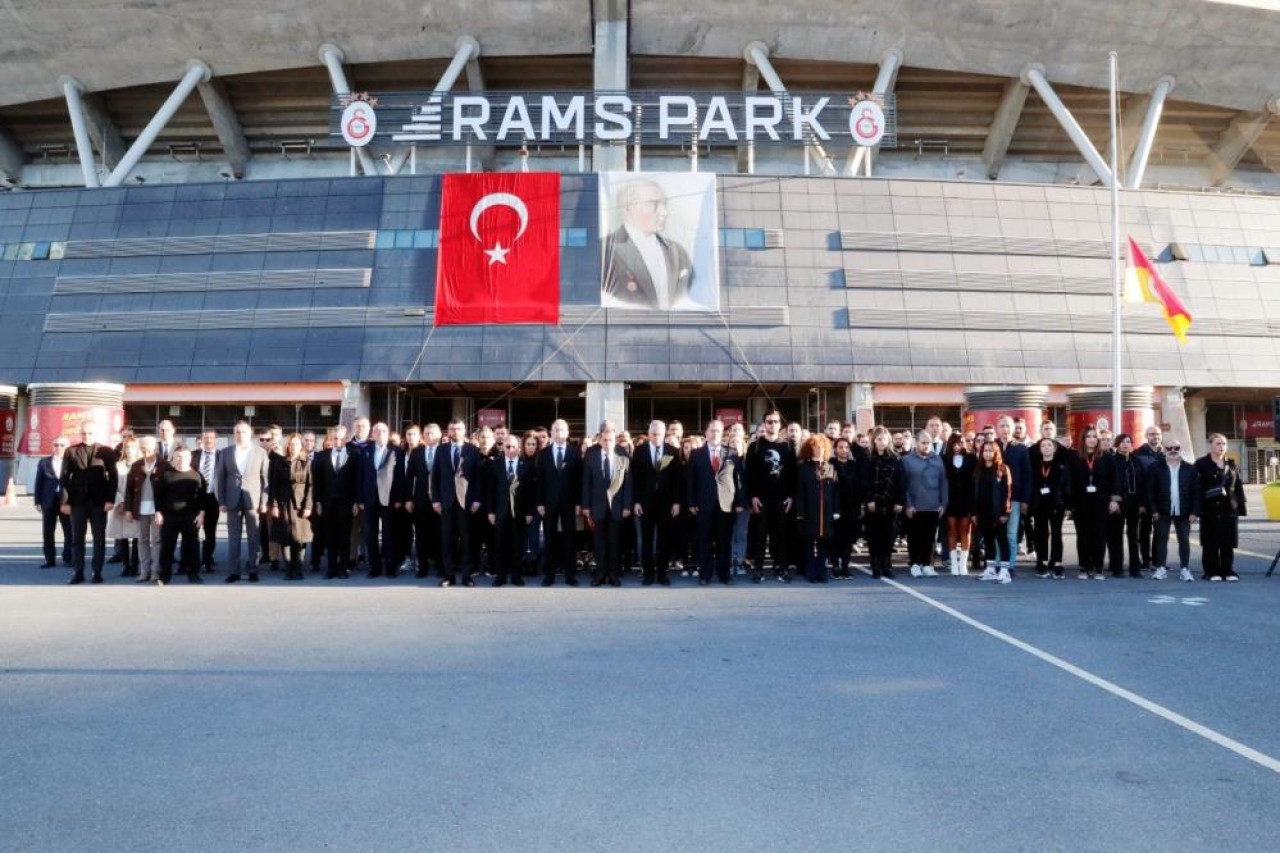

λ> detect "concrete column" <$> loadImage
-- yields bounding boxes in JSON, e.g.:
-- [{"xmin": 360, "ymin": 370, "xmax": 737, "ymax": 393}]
[
  {"xmin": 451, "ymin": 397, "xmax": 470, "ymax": 426},
  {"xmin": 747, "ymin": 397, "xmax": 770, "ymax": 430},
  {"xmin": 592, "ymin": 0, "xmax": 628, "ymax": 172},
  {"xmin": 982, "ymin": 78, "xmax": 1030, "ymax": 180},
  {"xmin": 1208, "ymin": 95, "xmax": 1280, "ymax": 187},
  {"xmin": 1184, "ymin": 394, "xmax": 1208, "ymax": 457},
  {"xmin": 1158, "ymin": 386, "xmax": 1193, "ymax": 459},
  {"xmin": 0, "ymin": 123, "xmax": 22, "ymax": 184},
  {"xmin": 586, "ymin": 381, "xmax": 626, "ymax": 435},
  {"xmin": 852, "ymin": 383, "xmax": 875, "ymax": 434},
  {"xmin": 339, "ymin": 381, "xmax": 370, "ymax": 431}
]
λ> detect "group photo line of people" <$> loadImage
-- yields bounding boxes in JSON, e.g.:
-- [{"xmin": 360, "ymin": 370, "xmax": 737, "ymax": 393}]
[{"xmin": 33, "ymin": 408, "xmax": 1249, "ymax": 588}]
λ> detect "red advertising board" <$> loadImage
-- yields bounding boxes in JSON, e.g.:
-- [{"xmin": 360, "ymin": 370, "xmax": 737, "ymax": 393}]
[
  {"xmin": 476, "ymin": 408, "xmax": 508, "ymax": 429},
  {"xmin": 715, "ymin": 408, "xmax": 744, "ymax": 428},
  {"xmin": 18, "ymin": 405, "xmax": 126, "ymax": 456},
  {"xmin": 962, "ymin": 408, "xmax": 1043, "ymax": 438},
  {"xmin": 1241, "ymin": 411, "xmax": 1274, "ymax": 440},
  {"xmin": 0, "ymin": 408, "xmax": 15, "ymax": 459},
  {"xmin": 1065, "ymin": 408, "xmax": 1153, "ymax": 446}
]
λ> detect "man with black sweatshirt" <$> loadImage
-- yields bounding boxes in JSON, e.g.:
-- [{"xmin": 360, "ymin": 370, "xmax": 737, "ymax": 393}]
[{"xmin": 745, "ymin": 409, "xmax": 795, "ymax": 583}]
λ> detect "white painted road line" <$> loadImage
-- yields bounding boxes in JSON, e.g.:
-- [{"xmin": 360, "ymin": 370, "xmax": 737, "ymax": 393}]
[{"xmin": 862, "ymin": 570, "xmax": 1280, "ymax": 775}]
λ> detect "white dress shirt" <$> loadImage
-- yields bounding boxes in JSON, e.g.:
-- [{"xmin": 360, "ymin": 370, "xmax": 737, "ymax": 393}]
[
  {"xmin": 625, "ymin": 223, "xmax": 670, "ymax": 310},
  {"xmin": 234, "ymin": 445, "xmax": 251, "ymax": 474},
  {"xmin": 1169, "ymin": 462, "xmax": 1180, "ymax": 516}
]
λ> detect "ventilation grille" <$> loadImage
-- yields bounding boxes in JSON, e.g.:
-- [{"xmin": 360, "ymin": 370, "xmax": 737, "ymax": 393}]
[
  {"xmin": 28, "ymin": 382, "xmax": 126, "ymax": 407},
  {"xmin": 62, "ymin": 231, "xmax": 376, "ymax": 259},
  {"xmin": 839, "ymin": 231, "xmax": 1142, "ymax": 259},
  {"xmin": 847, "ymin": 268, "xmax": 1112, "ymax": 295},
  {"xmin": 54, "ymin": 268, "xmax": 372, "ymax": 295}
]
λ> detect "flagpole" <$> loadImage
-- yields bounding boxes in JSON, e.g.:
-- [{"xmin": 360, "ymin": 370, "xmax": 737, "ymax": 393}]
[{"xmin": 1109, "ymin": 50, "xmax": 1122, "ymax": 436}]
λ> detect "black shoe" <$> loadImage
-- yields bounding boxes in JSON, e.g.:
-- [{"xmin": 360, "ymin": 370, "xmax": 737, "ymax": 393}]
[
  {"xmin": 642, "ymin": 578, "xmax": 654, "ymax": 586},
  {"xmin": 39, "ymin": 561, "xmax": 56, "ymax": 569},
  {"xmin": 719, "ymin": 577, "xmax": 732, "ymax": 585},
  {"xmin": 188, "ymin": 573, "xmax": 203, "ymax": 584},
  {"xmin": 462, "ymin": 575, "xmax": 476, "ymax": 588},
  {"xmin": 493, "ymin": 577, "xmax": 507, "ymax": 587},
  {"xmin": 871, "ymin": 569, "xmax": 882, "ymax": 578},
  {"xmin": 67, "ymin": 573, "xmax": 85, "ymax": 585},
  {"xmin": 225, "ymin": 573, "xmax": 241, "ymax": 583},
  {"xmin": 1129, "ymin": 570, "xmax": 1143, "ymax": 579},
  {"xmin": 440, "ymin": 577, "xmax": 456, "ymax": 587},
  {"xmin": 91, "ymin": 572, "xmax": 103, "ymax": 584},
  {"xmin": 540, "ymin": 577, "xmax": 554, "ymax": 587},
  {"xmin": 248, "ymin": 572, "xmax": 260, "ymax": 583},
  {"xmin": 512, "ymin": 577, "xmax": 525, "ymax": 587},
  {"xmin": 270, "ymin": 561, "xmax": 281, "ymax": 572},
  {"xmin": 202, "ymin": 565, "xmax": 215, "ymax": 574},
  {"xmin": 610, "ymin": 579, "xmax": 622, "ymax": 587},
  {"xmin": 698, "ymin": 578, "xmax": 711, "ymax": 586},
  {"xmin": 881, "ymin": 569, "xmax": 895, "ymax": 579},
  {"xmin": 108, "ymin": 554, "xmax": 124, "ymax": 564},
  {"xmin": 415, "ymin": 568, "xmax": 430, "ymax": 579},
  {"xmin": 565, "ymin": 578, "xmax": 579, "ymax": 587},
  {"xmin": 368, "ymin": 569, "xmax": 383, "ymax": 579},
  {"xmin": 386, "ymin": 569, "xmax": 399, "ymax": 579},
  {"xmin": 658, "ymin": 577, "xmax": 671, "ymax": 586},
  {"xmin": 590, "ymin": 578, "xmax": 605, "ymax": 587}
]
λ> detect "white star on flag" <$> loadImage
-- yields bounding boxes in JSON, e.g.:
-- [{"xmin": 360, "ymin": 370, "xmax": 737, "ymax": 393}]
[{"xmin": 484, "ymin": 242, "xmax": 510, "ymax": 265}]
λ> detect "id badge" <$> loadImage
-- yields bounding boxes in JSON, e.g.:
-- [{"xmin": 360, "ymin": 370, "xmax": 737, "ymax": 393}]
[
  {"xmin": 1040, "ymin": 486, "xmax": 1050, "ymax": 495},
  {"xmin": 1086, "ymin": 485, "xmax": 1097, "ymax": 493}
]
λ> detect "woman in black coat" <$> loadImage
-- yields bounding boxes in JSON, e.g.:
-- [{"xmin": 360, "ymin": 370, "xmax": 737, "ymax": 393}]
[
  {"xmin": 1069, "ymin": 426, "xmax": 1114, "ymax": 580},
  {"xmin": 1108, "ymin": 433, "xmax": 1146, "ymax": 578},
  {"xmin": 942, "ymin": 433, "xmax": 976, "ymax": 576},
  {"xmin": 830, "ymin": 437, "xmax": 862, "ymax": 579},
  {"xmin": 269, "ymin": 434, "xmax": 314, "ymax": 581},
  {"xmin": 795, "ymin": 436, "xmax": 839, "ymax": 583},
  {"xmin": 1193, "ymin": 433, "xmax": 1247, "ymax": 582},
  {"xmin": 971, "ymin": 440, "xmax": 1013, "ymax": 584},
  {"xmin": 858, "ymin": 427, "xmax": 904, "ymax": 579},
  {"xmin": 1030, "ymin": 437, "xmax": 1073, "ymax": 578}
]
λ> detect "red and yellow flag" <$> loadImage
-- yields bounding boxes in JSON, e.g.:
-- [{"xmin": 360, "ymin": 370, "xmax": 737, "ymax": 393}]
[{"xmin": 1124, "ymin": 236, "xmax": 1191, "ymax": 343}]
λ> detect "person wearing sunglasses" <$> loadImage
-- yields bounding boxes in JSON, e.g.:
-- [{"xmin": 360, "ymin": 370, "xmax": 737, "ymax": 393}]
[{"xmin": 1144, "ymin": 438, "xmax": 1199, "ymax": 582}]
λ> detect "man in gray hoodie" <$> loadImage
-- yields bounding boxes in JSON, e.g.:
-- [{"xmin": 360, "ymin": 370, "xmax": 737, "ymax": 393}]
[{"xmin": 902, "ymin": 430, "xmax": 949, "ymax": 577}]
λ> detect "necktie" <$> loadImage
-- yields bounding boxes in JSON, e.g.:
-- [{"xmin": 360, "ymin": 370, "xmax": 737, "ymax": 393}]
[
  {"xmin": 453, "ymin": 445, "xmax": 460, "ymax": 469},
  {"xmin": 556, "ymin": 446, "xmax": 563, "ymax": 469},
  {"xmin": 508, "ymin": 461, "xmax": 515, "ymax": 483},
  {"xmin": 335, "ymin": 449, "xmax": 344, "ymax": 470},
  {"xmin": 201, "ymin": 451, "xmax": 213, "ymax": 490},
  {"xmin": 711, "ymin": 448, "xmax": 720, "ymax": 473},
  {"xmin": 603, "ymin": 454, "xmax": 611, "ymax": 481},
  {"xmin": 653, "ymin": 445, "xmax": 659, "ymax": 467}
]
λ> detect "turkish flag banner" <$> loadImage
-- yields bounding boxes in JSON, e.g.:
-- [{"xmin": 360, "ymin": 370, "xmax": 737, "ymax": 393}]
[{"xmin": 434, "ymin": 172, "xmax": 560, "ymax": 325}]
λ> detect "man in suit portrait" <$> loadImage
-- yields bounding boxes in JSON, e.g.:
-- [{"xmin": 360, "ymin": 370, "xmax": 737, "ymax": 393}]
[
  {"xmin": 581, "ymin": 421, "xmax": 633, "ymax": 587},
  {"xmin": 33, "ymin": 435, "xmax": 72, "ymax": 569},
  {"xmin": 602, "ymin": 178, "xmax": 695, "ymax": 310},
  {"xmin": 215, "ymin": 420, "xmax": 270, "ymax": 584}
]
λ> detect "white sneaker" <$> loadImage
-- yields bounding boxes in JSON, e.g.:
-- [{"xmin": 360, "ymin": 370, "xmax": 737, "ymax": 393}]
[
  {"xmin": 978, "ymin": 566, "xmax": 998, "ymax": 582},
  {"xmin": 1179, "ymin": 567, "xmax": 1193, "ymax": 582},
  {"xmin": 1077, "ymin": 570, "xmax": 1088, "ymax": 580},
  {"xmin": 1094, "ymin": 572, "xmax": 1105, "ymax": 581},
  {"xmin": 1209, "ymin": 576, "xmax": 1222, "ymax": 582},
  {"xmin": 921, "ymin": 565, "xmax": 938, "ymax": 578},
  {"xmin": 957, "ymin": 550, "xmax": 970, "ymax": 576},
  {"xmin": 996, "ymin": 567, "xmax": 1012, "ymax": 584},
  {"xmin": 909, "ymin": 564, "xmax": 922, "ymax": 578},
  {"xmin": 1225, "ymin": 574, "xmax": 1239, "ymax": 583},
  {"xmin": 1152, "ymin": 567, "xmax": 1168, "ymax": 580}
]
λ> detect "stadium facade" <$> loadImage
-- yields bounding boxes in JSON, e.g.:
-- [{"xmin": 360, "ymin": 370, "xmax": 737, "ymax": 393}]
[{"xmin": 0, "ymin": 0, "xmax": 1278, "ymax": 488}]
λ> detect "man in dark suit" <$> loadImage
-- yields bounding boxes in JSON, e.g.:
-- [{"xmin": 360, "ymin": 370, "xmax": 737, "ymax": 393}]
[
  {"xmin": 631, "ymin": 419, "xmax": 680, "ymax": 586},
  {"xmin": 1145, "ymin": 438, "xmax": 1200, "ymax": 582},
  {"xmin": 1133, "ymin": 424, "xmax": 1164, "ymax": 573},
  {"xmin": 59, "ymin": 420, "xmax": 118, "ymax": 584},
  {"xmin": 355, "ymin": 422, "xmax": 404, "ymax": 579},
  {"xmin": 313, "ymin": 427, "xmax": 360, "ymax": 579},
  {"xmin": 602, "ymin": 178, "xmax": 695, "ymax": 310},
  {"xmin": 430, "ymin": 418, "xmax": 482, "ymax": 587},
  {"xmin": 686, "ymin": 419, "xmax": 744, "ymax": 585},
  {"xmin": 156, "ymin": 419, "xmax": 177, "ymax": 463},
  {"xmin": 34, "ymin": 436, "xmax": 72, "ymax": 568},
  {"xmin": 406, "ymin": 423, "xmax": 443, "ymax": 579},
  {"xmin": 536, "ymin": 418, "xmax": 582, "ymax": 586},
  {"xmin": 215, "ymin": 421, "xmax": 271, "ymax": 583},
  {"xmin": 191, "ymin": 429, "xmax": 221, "ymax": 571},
  {"xmin": 488, "ymin": 433, "xmax": 533, "ymax": 587},
  {"xmin": 581, "ymin": 422, "xmax": 633, "ymax": 587}
]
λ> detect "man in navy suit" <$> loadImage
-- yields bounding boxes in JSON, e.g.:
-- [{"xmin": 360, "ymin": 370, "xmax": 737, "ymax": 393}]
[
  {"xmin": 631, "ymin": 419, "xmax": 680, "ymax": 586},
  {"xmin": 33, "ymin": 436, "xmax": 72, "ymax": 568},
  {"xmin": 686, "ymin": 419, "xmax": 744, "ymax": 585},
  {"xmin": 581, "ymin": 421, "xmax": 633, "ymax": 587},
  {"xmin": 406, "ymin": 423, "xmax": 443, "ymax": 579},
  {"xmin": 355, "ymin": 422, "xmax": 404, "ymax": 579},
  {"xmin": 313, "ymin": 427, "xmax": 360, "ymax": 579},
  {"xmin": 536, "ymin": 418, "xmax": 582, "ymax": 586},
  {"xmin": 487, "ymin": 433, "xmax": 534, "ymax": 587},
  {"xmin": 430, "ymin": 418, "xmax": 482, "ymax": 587}
]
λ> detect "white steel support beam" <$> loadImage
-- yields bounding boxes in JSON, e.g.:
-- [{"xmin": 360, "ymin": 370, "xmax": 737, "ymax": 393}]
[
  {"xmin": 103, "ymin": 60, "xmax": 210, "ymax": 186},
  {"xmin": 745, "ymin": 41, "xmax": 837, "ymax": 176},
  {"xmin": 1022, "ymin": 64, "xmax": 1114, "ymax": 187},
  {"xmin": 319, "ymin": 43, "xmax": 378, "ymax": 176},
  {"xmin": 197, "ymin": 76, "xmax": 251, "ymax": 179},
  {"xmin": 846, "ymin": 47, "xmax": 902, "ymax": 176},
  {"xmin": 982, "ymin": 77, "xmax": 1030, "ymax": 180},
  {"xmin": 1126, "ymin": 75, "xmax": 1176, "ymax": 189},
  {"xmin": 1207, "ymin": 95, "xmax": 1280, "ymax": 187},
  {"xmin": 736, "ymin": 61, "xmax": 760, "ymax": 173},
  {"xmin": 79, "ymin": 92, "xmax": 125, "ymax": 171},
  {"xmin": 0, "ymin": 123, "xmax": 22, "ymax": 183},
  {"xmin": 592, "ymin": 0, "xmax": 628, "ymax": 172},
  {"xmin": 60, "ymin": 76, "xmax": 99, "ymax": 187}
]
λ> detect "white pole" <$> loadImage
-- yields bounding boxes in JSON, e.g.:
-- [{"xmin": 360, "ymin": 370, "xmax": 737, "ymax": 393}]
[
  {"xmin": 60, "ymin": 77, "xmax": 100, "ymax": 188},
  {"xmin": 103, "ymin": 60, "xmax": 211, "ymax": 186},
  {"xmin": 1109, "ymin": 51, "xmax": 1122, "ymax": 433}
]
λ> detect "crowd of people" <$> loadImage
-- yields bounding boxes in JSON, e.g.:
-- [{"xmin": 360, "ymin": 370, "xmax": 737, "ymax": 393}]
[{"xmin": 34, "ymin": 410, "xmax": 1249, "ymax": 588}]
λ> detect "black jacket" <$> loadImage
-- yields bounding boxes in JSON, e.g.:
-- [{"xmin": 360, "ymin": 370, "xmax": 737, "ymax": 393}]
[
  {"xmin": 33, "ymin": 456, "xmax": 63, "ymax": 511},
  {"xmin": 745, "ymin": 437, "xmax": 796, "ymax": 503},
  {"xmin": 536, "ymin": 443, "xmax": 581, "ymax": 514},
  {"xmin": 1070, "ymin": 452, "xmax": 1114, "ymax": 510},
  {"xmin": 794, "ymin": 461, "xmax": 839, "ymax": 540},
  {"xmin": 1030, "ymin": 453, "xmax": 1073, "ymax": 513},
  {"xmin": 943, "ymin": 452, "xmax": 977, "ymax": 517},
  {"xmin": 631, "ymin": 440, "xmax": 680, "ymax": 513},
  {"xmin": 972, "ymin": 464, "xmax": 1013, "ymax": 523},
  {"xmin": 488, "ymin": 455, "xmax": 534, "ymax": 522},
  {"xmin": 430, "ymin": 442, "xmax": 483, "ymax": 510},
  {"xmin": 59, "ymin": 442, "xmax": 118, "ymax": 508},
  {"xmin": 1192, "ymin": 456, "xmax": 1247, "ymax": 519},
  {"xmin": 1109, "ymin": 452, "xmax": 1145, "ymax": 507},
  {"xmin": 1145, "ymin": 461, "xmax": 1201, "ymax": 519},
  {"xmin": 312, "ymin": 446, "xmax": 359, "ymax": 511},
  {"xmin": 859, "ymin": 451, "xmax": 904, "ymax": 508}
]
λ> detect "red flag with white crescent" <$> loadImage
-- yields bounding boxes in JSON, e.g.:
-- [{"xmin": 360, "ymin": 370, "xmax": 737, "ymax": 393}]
[{"xmin": 434, "ymin": 172, "xmax": 560, "ymax": 325}]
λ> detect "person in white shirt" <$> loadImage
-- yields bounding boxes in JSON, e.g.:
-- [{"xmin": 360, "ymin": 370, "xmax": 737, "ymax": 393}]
[
  {"xmin": 123, "ymin": 436, "xmax": 166, "ymax": 583},
  {"xmin": 602, "ymin": 178, "xmax": 696, "ymax": 310},
  {"xmin": 33, "ymin": 437, "xmax": 73, "ymax": 568}
]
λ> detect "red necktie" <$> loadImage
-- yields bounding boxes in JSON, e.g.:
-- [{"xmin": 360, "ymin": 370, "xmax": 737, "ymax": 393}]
[{"xmin": 711, "ymin": 449, "xmax": 720, "ymax": 473}]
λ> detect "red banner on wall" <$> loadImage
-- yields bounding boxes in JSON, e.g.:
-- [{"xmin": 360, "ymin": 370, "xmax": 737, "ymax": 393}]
[
  {"xmin": 715, "ymin": 408, "xmax": 744, "ymax": 428},
  {"xmin": 0, "ymin": 409, "xmax": 16, "ymax": 459},
  {"xmin": 1065, "ymin": 408, "xmax": 1153, "ymax": 447},
  {"xmin": 1241, "ymin": 411, "xmax": 1274, "ymax": 439},
  {"xmin": 18, "ymin": 406, "xmax": 126, "ymax": 456},
  {"xmin": 434, "ymin": 172, "xmax": 561, "ymax": 326},
  {"xmin": 962, "ymin": 408, "xmax": 1043, "ymax": 438},
  {"xmin": 476, "ymin": 408, "xmax": 508, "ymax": 429}
]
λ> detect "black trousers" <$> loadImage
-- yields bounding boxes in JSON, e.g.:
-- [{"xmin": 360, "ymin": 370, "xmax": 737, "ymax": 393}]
[
  {"xmin": 802, "ymin": 537, "xmax": 830, "ymax": 581},
  {"xmin": 159, "ymin": 512, "xmax": 199, "ymax": 582},
  {"xmin": 1032, "ymin": 506, "xmax": 1065, "ymax": 568},
  {"xmin": 1153, "ymin": 515, "xmax": 1191, "ymax": 570},
  {"xmin": 1138, "ymin": 510, "xmax": 1155, "ymax": 569},
  {"xmin": 865, "ymin": 507, "xmax": 895, "ymax": 570},
  {"xmin": 1107, "ymin": 501, "xmax": 1142, "ymax": 576},
  {"xmin": 470, "ymin": 511, "xmax": 493, "ymax": 574},
  {"xmin": 492, "ymin": 515, "xmax": 526, "ymax": 580},
  {"xmin": 979, "ymin": 518, "xmax": 1010, "ymax": 566},
  {"xmin": 540, "ymin": 505, "xmax": 577, "ymax": 582},
  {"xmin": 325, "ymin": 503, "xmax": 354, "ymax": 574},
  {"xmin": 363, "ymin": 504, "xmax": 394, "ymax": 573},
  {"xmin": 751, "ymin": 499, "xmax": 790, "ymax": 575},
  {"xmin": 907, "ymin": 510, "xmax": 941, "ymax": 567},
  {"xmin": 440, "ymin": 503, "xmax": 474, "ymax": 580},
  {"xmin": 414, "ymin": 505, "xmax": 442, "ymax": 575},
  {"xmin": 1073, "ymin": 501, "xmax": 1108, "ymax": 571},
  {"xmin": 695, "ymin": 506, "xmax": 735, "ymax": 582},
  {"xmin": 309, "ymin": 510, "xmax": 327, "ymax": 570},
  {"xmin": 638, "ymin": 501, "xmax": 670, "ymax": 581},
  {"xmin": 1199, "ymin": 511, "xmax": 1237, "ymax": 579},
  {"xmin": 41, "ymin": 506, "xmax": 72, "ymax": 564},
  {"xmin": 591, "ymin": 515, "xmax": 622, "ymax": 583},
  {"xmin": 198, "ymin": 491, "xmax": 219, "ymax": 566},
  {"xmin": 391, "ymin": 505, "xmax": 414, "ymax": 567},
  {"xmin": 69, "ymin": 504, "xmax": 108, "ymax": 576}
]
